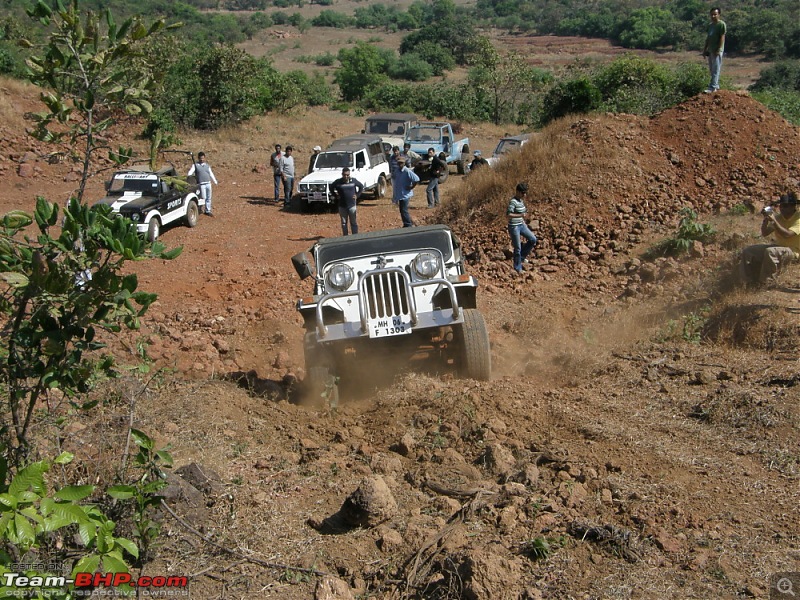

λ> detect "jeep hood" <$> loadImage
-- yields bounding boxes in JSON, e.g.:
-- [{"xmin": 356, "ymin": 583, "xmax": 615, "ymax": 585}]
[{"xmin": 95, "ymin": 192, "xmax": 153, "ymax": 212}]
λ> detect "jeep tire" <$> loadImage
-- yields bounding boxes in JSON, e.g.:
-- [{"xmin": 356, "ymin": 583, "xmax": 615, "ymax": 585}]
[
  {"xmin": 307, "ymin": 366, "xmax": 339, "ymax": 408},
  {"xmin": 456, "ymin": 159, "xmax": 466, "ymax": 175},
  {"xmin": 146, "ymin": 217, "xmax": 161, "ymax": 242},
  {"xmin": 185, "ymin": 200, "xmax": 199, "ymax": 228},
  {"xmin": 455, "ymin": 309, "xmax": 491, "ymax": 380},
  {"xmin": 374, "ymin": 175, "xmax": 387, "ymax": 199}
]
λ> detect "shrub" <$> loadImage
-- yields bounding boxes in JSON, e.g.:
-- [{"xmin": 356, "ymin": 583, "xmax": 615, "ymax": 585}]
[
  {"xmin": 647, "ymin": 207, "xmax": 715, "ymax": 257},
  {"xmin": 388, "ymin": 53, "xmax": 433, "ymax": 81},
  {"xmin": 541, "ymin": 76, "xmax": 602, "ymax": 124},
  {"xmin": 751, "ymin": 88, "xmax": 800, "ymax": 126}
]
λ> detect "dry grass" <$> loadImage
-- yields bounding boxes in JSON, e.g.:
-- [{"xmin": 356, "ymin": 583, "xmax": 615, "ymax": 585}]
[
  {"xmin": 443, "ymin": 116, "xmax": 617, "ymax": 228},
  {"xmin": 0, "ymin": 76, "xmax": 39, "ymax": 130}
]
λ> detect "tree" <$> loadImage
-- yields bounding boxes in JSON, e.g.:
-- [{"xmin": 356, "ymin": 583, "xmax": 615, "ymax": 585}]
[
  {"xmin": 335, "ymin": 42, "xmax": 393, "ymax": 101},
  {"xmin": 24, "ymin": 0, "xmax": 173, "ymax": 202},
  {"xmin": 468, "ymin": 37, "xmax": 551, "ymax": 124}
]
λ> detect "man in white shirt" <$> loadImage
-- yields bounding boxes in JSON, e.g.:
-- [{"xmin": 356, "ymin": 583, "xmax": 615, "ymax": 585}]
[{"xmin": 187, "ymin": 152, "xmax": 219, "ymax": 216}]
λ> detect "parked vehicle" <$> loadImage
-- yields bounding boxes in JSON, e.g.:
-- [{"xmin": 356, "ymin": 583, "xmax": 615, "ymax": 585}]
[
  {"xmin": 95, "ymin": 158, "xmax": 200, "ymax": 242},
  {"xmin": 404, "ymin": 122, "xmax": 470, "ymax": 175},
  {"xmin": 298, "ymin": 135, "xmax": 390, "ymax": 212},
  {"xmin": 363, "ymin": 113, "xmax": 419, "ymax": 153},
  {"xmin": 292, "ymin": 224, "xmax": 491, "ymax": 403},
  {"xmin": 486, "ymin": 134, "xmax": 532, "ymax": 167}
]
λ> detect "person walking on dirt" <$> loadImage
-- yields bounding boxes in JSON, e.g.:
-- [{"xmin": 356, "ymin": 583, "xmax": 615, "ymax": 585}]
[
  {"xmin": 507, "ymin": 182, "xmax": 537, "ymax": 274},
  {"xmin": 702, "ymin": 7, "xmax": 726, "ymax": 93},
  {"xmin": 739, "ymin": 192, "xmax": 800, "ymax": 285},
  {"xmin": 270, "ymin": 144, "xmax": 283, "ymax": 203},
  {"xmin": 187, "ymin": 152, "xmax": 218, "ymax": 217},
  {"xmin": 392, "ymin": 155, "xmax": 420, "ymax": 228},
  {"xmin": 426, "ymin": 148, "xmax": 446, "ymax": 208},
  {"xmin": 281, "ymin": 146, "xmax": 296, "ymax": 206},
  {"xmin": 331, "ymin": 167, "xmax": 364, "ymax": 236}
]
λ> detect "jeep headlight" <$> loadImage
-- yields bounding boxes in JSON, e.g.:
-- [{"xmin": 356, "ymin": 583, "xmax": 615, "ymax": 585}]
[
  {"xmin": 325, "ymin": 263, "xmax": 354, "ymax": 291},
  {"xmin": 130, "ymin": 213, "xmax": 140, "ymax": 222},
  {"xmin": 412, "ymin": 252, "xmax": 439, "ymax": 279},
  {"xmin": 299, "ymin": 183, "xmax": 309, "ymax": 192}
]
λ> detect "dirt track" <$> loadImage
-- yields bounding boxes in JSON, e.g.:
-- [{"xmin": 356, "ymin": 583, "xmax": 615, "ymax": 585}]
[{"xmin": 2, "ymin": 80, "xmax": 800, "ymax": 599}]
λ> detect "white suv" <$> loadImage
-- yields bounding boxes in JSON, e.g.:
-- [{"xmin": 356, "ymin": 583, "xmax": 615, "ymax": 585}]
[{"xmin": 298, "ymin": 135, "xmax": 389, "ymax": 212}]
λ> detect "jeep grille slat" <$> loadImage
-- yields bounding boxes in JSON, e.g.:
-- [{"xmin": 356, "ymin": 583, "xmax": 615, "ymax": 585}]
[{"xmin": 365, "ymin": 271, "xmax": 409, "ymax": 320}]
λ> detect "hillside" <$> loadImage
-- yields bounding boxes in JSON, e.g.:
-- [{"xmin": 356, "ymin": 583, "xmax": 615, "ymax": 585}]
[{"xmin": 0, "ymin": 78, "xmax": 799, "ymax": 599}]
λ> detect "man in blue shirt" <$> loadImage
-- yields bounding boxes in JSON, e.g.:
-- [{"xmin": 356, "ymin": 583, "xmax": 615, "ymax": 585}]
[{"xmin": 392, "ymin": 156, "xmax": 420, "ymax": 227}]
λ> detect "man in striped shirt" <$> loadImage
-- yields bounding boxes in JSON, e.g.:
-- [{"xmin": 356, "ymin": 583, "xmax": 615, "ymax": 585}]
[{"xmin": 507, "ymin": 182, "xmax": 537, "ymax": 273}]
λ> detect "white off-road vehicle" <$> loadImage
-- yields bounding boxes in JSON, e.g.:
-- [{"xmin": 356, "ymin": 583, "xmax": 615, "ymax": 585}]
[
  {"xmin": 292, "ymin": 225, "xmax": 491, "ymax": 403},
  {"xmin": 298, "ymin": 135, "xmax": 390, "ymax": 212},
  {"xmin": 95, "ymin": 161, "xmax": 200, "ymax": 241}
]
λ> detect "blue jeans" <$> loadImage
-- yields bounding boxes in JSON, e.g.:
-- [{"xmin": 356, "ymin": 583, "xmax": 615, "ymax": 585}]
[
  {"xmin": 273, "ymin": 173, "xmax": 282, "ymax": 201},
  {"xmin": 707, "ymin": 54, "xmax": 722, "ymax": 91},
  {"xmin": 338, "ymin": 205, "xmax": 358, "ymax": 235},
  {"xmin": 398, "ymin": 198, "xmax": 414, "ymax": 227},
  {"xmin": 426, "ymin": 177, "xmax": 439, "ymax": 207},
  {"xmin": 508, "ymin": 222, "xmax": 537, "ymax": 272},
  {"xmin": 282, "ymin": 176, "xmax": 294, "ymax": 204}
]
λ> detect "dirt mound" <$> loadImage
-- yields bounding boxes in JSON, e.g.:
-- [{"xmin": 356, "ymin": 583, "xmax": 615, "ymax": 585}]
[{"xmin": 449, "ymin": 91, "xmax": 800, "ymax": 294}]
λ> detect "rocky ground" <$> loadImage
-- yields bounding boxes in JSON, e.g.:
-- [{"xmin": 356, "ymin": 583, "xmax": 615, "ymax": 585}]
[{"xmin": 1, "ymin": 78, "xmax": 799, "ymax": 599}]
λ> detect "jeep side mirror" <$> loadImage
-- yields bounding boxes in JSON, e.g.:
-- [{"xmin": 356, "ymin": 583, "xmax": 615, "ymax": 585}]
[{"xmin": 291, "ymin": 252, "xmax": 314, "ymax": 280}]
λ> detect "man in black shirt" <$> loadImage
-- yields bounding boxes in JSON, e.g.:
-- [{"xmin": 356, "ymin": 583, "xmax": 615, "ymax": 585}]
[
  {"xmin": 426, "ymin": 148, "xmax": 447, "ymax": 208},
  {"xmin": 331, "ymin": 167, "xmax": 364, "ymax": 235}
]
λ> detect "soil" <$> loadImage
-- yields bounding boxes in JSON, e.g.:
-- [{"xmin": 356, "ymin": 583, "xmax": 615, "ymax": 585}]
[{"xmin": 1, "ymin": 77, "xmax": 799, "ymax": 600}]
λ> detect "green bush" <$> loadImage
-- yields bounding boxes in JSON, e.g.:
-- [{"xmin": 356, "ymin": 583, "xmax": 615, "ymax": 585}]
[
  {"xmin": 750, "ymin": 60, "xmax": 800, "ymax": 92},
  {"xmin": 312, "ymin": 10, "xmax": 354, "ymax": 28},
  {"xmin": 751, "ymin": 88, "xmax": 800, "ymax": 126},
  {"xmin": 388, "ymin": 53, "xmax": 433, "ymax": 81},
  {"xmin": 541, "ymin": 76, "xmax": 602, "ymax": 124}
]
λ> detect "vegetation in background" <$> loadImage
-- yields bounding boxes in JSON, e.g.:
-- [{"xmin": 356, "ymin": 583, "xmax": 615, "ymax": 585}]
[
  {"xmin": 4, "ymin": 0, "xmax": 799, "ymax": 132},
  {"xmin": 24, "ymin": 0, "xmax": 174, "ymax": 201}
]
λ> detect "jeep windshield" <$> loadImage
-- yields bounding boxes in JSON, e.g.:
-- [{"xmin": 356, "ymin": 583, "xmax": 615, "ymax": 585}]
[
  {"xmin": 314, "ymin": 152, "xmax": 353, "ymax": 169},
  {"xmin": 108, "ymin": 174, "xmax": 160, "ymax": 195},
  {"xmin": 494, "ymin": 139, "xmax": 524, "ymax": 155},
  {"xmin": 316, "ymin": 227, "xmax": 456, "ymax": 269},
  {"xmin": 406, "ymin": 127, "xmax": 441, "ymax": 143},
  {"xmin": 366, "ymin": 120, "xmax": 407, "ymax": 136}
]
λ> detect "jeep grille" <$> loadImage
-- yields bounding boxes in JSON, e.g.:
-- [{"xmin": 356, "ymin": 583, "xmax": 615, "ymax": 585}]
[{"xmin": 364, "ymin": 271, "xmax": 410, "ymax": 319}]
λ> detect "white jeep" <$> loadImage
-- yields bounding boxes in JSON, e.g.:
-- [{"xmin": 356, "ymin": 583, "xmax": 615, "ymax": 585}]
[
  {"xmin": 292, "ymin": 225, "xmax": 491, "ymax": 403},
  {"xmin": 298, "ymin": 135, "xmax": 390, "ymax": 212}
]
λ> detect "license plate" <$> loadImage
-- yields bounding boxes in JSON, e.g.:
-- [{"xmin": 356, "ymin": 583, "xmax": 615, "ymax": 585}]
[
  {"xmin": 368, "ymin": 316, "xmax": 412, "ymax": 338},
  {"xmin": 313, "ymin": 192, "xmax": 323, "ymax": 200}
]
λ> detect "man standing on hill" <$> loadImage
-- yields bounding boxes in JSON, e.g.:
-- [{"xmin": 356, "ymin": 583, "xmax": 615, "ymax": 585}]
[
  {"xmin": 739, "ymin": 192, "xmax": 800, "ymax": 286},
  {"xmin": 507, "ymin": 182, "xmax": 537, "ymax": 274},
  {"xmin": 702, "ymin": 7, "xmax": 726, "ymax": 93},
  {"xmin": 392, "ymin": 155, "xmax": 420, "ymax": 227}
]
